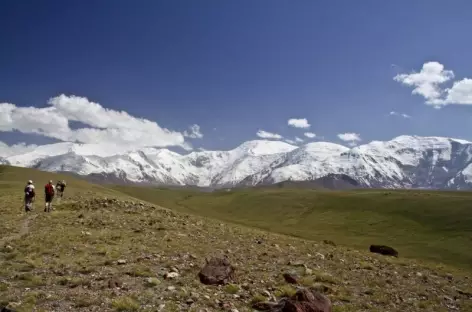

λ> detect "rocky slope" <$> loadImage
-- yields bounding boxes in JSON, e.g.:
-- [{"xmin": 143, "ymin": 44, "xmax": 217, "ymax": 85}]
[
  {"xmin": 1, "ymin": 192, "xmax": 471, "ymax": 312},
  {"xmin": 3, "ymin": 135, "xmax": 472, "ymax": 189}
]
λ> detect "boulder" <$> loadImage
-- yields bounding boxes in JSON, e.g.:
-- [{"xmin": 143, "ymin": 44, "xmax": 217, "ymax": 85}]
[
  {"xmin": 198, "ymin": 257, "xmax": 235, "ymax": 285},
  {"xmin": 253, "ymin": 288, "xmax": 331, "ymax": 312},
  {"xmin": 369, "ymin": 245, "xmax": 398, "ymax": 257}
]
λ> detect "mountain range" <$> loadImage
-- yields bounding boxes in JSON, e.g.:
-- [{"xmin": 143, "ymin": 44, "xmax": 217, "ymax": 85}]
[{"xmin": 2, "ymin": 135, "xmax": 472, "ymax": 190}]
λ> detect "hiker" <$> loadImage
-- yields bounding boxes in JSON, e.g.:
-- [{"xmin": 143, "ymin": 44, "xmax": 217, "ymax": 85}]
[
  {"xmin": 44, "ymin": 180, "xmax": 55, "ymax": 212},
  {"xmin": 56, "ymin": 180, "xmax": 66, "ymax": 198},
  {"xmin": 24, "ymin": 180, "xmax": 35, "ymax": 212}
]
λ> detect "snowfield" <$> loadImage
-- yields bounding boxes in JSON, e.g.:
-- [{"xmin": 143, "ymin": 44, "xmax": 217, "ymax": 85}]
[{"xmin": 3, "ymin": 136, "xmax": 472, "ymax": 189}]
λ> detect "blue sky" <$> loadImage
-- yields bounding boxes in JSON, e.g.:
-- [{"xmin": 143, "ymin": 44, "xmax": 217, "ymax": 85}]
[{"xmin": 1, "ymin": 0, "xmax": 472, "ymax": 153}]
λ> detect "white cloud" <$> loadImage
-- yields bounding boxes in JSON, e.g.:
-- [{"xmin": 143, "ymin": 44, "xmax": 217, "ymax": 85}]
[
  {"xmin": 0, "ymin": 94, "xmax": 200, "ymax": 150},
  {"xmin": 184, "ymin": 124, "xmax": 203, "ymax": 139},
  {"xmin": 288, "ymin": 118, "xmax": 310, "ymax": 129},
  {"xmin": 304, "ymin": 132, "xmax": 316, "ymax": 138},
  {"xmin": 256, "ymin": 130, "xmax": 283, "ymax": 140},
  {"xmin": 284, "ymin": 139, "xmax": 296, "ymax": 145},
  {"xmin": 389, "ymin": 111, "xmax": 411, "ymax": 119},
  {"xmin": 295, "ymin": 137, "xmax": 304, "ymax": 143},
  {"xmin": 394, "ymin": 62, "xmax": 472, "ymax": 107},
  {"xmin": 394, "ymin": 61, "xmax": 454, "ymax": 103},
  {"xmin": 337, "ymin": 132, "xmax": 361, "ymax": 146},
  {"xmin": 0, "ymin": 142, "xmax": 38, "ymax": 157},
  {"xmin": 441, "ymin": 78, "xmax": 472, "ymax": 105}
]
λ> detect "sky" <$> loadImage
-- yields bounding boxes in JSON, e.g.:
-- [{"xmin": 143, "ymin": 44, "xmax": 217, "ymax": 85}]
[{"xmin": 2, "ymin": 0, "xmax": 472, "ymax": 154}]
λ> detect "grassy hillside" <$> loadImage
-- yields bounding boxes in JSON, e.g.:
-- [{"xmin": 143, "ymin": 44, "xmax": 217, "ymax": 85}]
[
  {"xmin": 1, "ymin": 165, "xmax": 472, "ymax": 312},
  {"xmin": 113, "ymin": 186, "xmax": 472, "ymax": 271}
]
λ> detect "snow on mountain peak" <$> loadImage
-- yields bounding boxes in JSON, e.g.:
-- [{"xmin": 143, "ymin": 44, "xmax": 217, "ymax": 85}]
[
  {"xmin": 3, "ymin": 135, "xmax": 472, "ymax": 190},
  {"xmin": 232, "ymin": 140, "xmax": 297, "ymax": 156}
]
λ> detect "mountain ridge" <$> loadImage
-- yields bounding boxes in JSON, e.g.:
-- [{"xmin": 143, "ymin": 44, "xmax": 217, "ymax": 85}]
[{"xmin": 2, "ymin": 135, "xmax": 472, "ymax": 189}]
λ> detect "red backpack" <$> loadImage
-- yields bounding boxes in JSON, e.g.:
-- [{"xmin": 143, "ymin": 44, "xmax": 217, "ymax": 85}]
[{"xmin": 45, "ymin": 183, "xmax": 54, "ymax": 196}]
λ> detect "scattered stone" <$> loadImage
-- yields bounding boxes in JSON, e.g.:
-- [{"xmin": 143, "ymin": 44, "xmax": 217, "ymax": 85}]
[
  {"xmin": 1, "ymin": 305, "xmax": 17, "ymax": 312},
  {"xmin": 283, "ymin": 273, "xmax": 298, "ymax": 284},
  {"xmin": 369, "ymin": 244, "xmax": 398, "ymax": 257},
  {"xmin": 323, "ymin": 240, "xmax": 336, "ymax": 246},
  {"xmin": 314, "ymin": 252, "xmax": 325, "ymax": 260},
  {"xmin": 198, "ymin": 257, "xmax": 235, "ymax": 285},
  {"xmin": 253, "ymin": 287, "xmax": 332, "ymax": 312},
  {"xmin": 167, "ymin": 286, "xmax": 176, "ymax": 291},
  {"xmin": 304, "ymin": 268, "xmax": 313, "ymax": 275},
  {"xmin": 165, "ymin": 272, "xmax": 180, "ymax": 279},
  {"xmin": 288, "ymin": 260, "xmax": 305, "ymax": 267},
  {"xmin": 117, "ymin": 259, "xmax": 127, "ymax": 265},
  {"xmin": 107, "ymin": 277, "xmax": 123, "ymax": 288},
  {"xmin": 4, "ymin": 245, "xmax": 14, "ymax": 252}
]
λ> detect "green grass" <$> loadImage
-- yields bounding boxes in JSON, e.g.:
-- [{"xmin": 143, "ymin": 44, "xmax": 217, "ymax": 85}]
[
  {"xmin": 113, "ymin": 185, "xmax": 472, "ymax": 270},
  {"xmin": 1, "ymin": 165, "xmax": 472, "ymax": 311}
]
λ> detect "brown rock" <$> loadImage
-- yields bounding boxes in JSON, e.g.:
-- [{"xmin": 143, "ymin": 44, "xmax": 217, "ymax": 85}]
[
  {"xmin": 369, "ymin": 245, "xmax": 398, "ymax": 257},
  {"xmin": 108, "ymin": 277, "xmax": 123, "ymax": 288},
  {"xmin": 253, "ymin": 288, "xmax": 331, "ymax": 312},
  {"xmin": 283, "ymin": 273, "xmax": 298, "ymax": 284},
  {"xmin": 198, "ymin": 257, "xmax": 235, "ymax": 285}
]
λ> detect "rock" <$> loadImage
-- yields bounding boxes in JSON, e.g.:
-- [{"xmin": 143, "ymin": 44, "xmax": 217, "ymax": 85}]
[
  {"xmin": 167, "ymin": 286, "xmax": 176, "ymax": 291},
  {"xmin": 323, "ymin": 240, "xmax": 336, "ymax": 246},
  {"xmin": 117, "ymin": 259, "xmax": 127, "ymax": 265},
  {"xmin": 369, "ymin": 245, "xmax": 398, "ymax": 257},
  {"xmin": 253, "ymin": 287, "xmax": 332, "ymax": 312},
  {"xmin": 283, "ymin": 273, "xmax": 298, "ymax": 284},
  {"xmin": 4, "ymin": 245, "xmax": 14, "ymax": 252},
  {"xmin": 1, "ymin": 305, "xmax": 17, "ymax": 312},
  {"xmin": 314, "ymin": 253, "xmax": 325, "ymax": 260},
  {"xmin": 198, "ymin": 257, "xmax": 235, "ymax": 285},
  {"xmin": 304, "ymin": 268, "xmax": 313, "ymax": 275},
  {"xmin": 165, "ymin": 272, "xmax": 180, "ymax": 279},
  {"xmin": 107, "ymin": 277, "xmax": 123, "ymax": 288},
  {"xmin": 288, "ymin": 260, "xmax": 305, "ymax": 267}
]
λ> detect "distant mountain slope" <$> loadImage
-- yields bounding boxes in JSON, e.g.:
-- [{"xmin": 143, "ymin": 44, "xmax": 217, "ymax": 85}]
[
  {"xmin": 3, "ymin": 135, "xmax": 472, "ymax": 189},
  {"xmin": 258, "ymin": 174, "xmax": 362, "ymax": 190}
]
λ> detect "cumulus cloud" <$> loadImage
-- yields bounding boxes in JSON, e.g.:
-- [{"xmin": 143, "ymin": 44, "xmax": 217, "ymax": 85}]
[
  {"xmin": 0, "ymin": 94, "xmax": 201, "ymax": 150},
  {"xmin": 304, "ymin": 132, "xmax": 316, "ymax": 138},
  {"xmin": 295, "ymin": 137, "xmax": 304, "ymax": 143},
  {"xmin": 287, "ymin": 118, "xmax": 310, "ymax": 129},
  {"xmin": 394, "ymin": 61, "xmax": 472, "ymax": 107},
  {"xmin": 256, "ymin": 130, "xmax": 283, "ymax": 140},
  {"xmin": 184, "ymin": 124, "xmax": 203, "ymax": 139},
  {"xmin": 337, "ymin": 133, "xmax": 361, "ymax": 146},
  {"xmin": 0, "ymin": 142, "xmax": 38, "ymax": 157},
  {"xmin": 389, "ymin": 111, "xmax": 411, "ymax": 119}
]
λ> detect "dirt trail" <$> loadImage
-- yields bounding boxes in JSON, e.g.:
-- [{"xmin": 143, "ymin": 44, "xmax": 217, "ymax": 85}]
[{"xmin": 0, "ymin": 214, "xmax": 36, "ymax": 246}]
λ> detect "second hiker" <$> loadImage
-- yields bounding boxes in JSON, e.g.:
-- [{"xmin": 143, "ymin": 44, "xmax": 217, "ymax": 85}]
[{"xmin": 44, "ymin": 180, "xmax": 55, "ymax": 212}]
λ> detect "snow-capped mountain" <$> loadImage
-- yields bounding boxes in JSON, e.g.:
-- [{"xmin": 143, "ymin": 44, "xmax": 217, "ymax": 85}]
[{"xmin": 2, "ymin": 135, "xmax": 472, "ymax": 190}]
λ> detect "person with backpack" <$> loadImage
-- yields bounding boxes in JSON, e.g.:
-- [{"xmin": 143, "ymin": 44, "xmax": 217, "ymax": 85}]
[
  {"xmin": 44, "ymin": 180, "xmax": 55, "ymax": 212},
  {"xmin": 24, "ymin": 180, "xmax": 35, "ymax": 212},
  {"xmin": 56, "ymin": 180, "xmax": 67, "ymax": 198}
]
